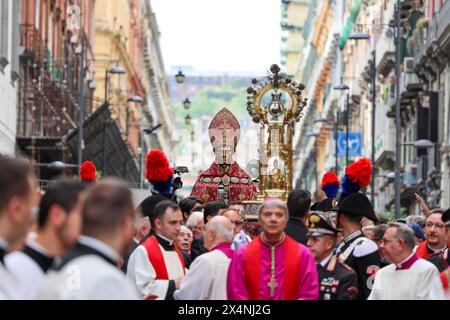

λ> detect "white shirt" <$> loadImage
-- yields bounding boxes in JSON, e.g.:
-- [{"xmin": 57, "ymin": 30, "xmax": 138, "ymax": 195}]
[
  {"xmin": 127, "ymin": 235, "xmax": 185, "ymax": 300},
  {"xmin": 36, "ymin": 236, "xmax": 139, "ymax": 300},
  {"xmin": 5, "ymin": 239, "xmax": 54, "ymax": 300},
  {"xmin": 368, "ymin": 258, "xmax": 445, "ymax": 300},
  {"xmin": 0, "ymin": 237, "xmax": 20, "ymax": 300},
  {"xmin": 174, "ymin": 248, "xmax": 231, "ymax": 300}
]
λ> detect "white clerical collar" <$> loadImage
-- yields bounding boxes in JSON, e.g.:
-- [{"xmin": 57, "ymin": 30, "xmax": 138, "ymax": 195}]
[
  {"xmin": 27, "ymin": 239, "xmax": 53, "ymax": 258},
  {"xmin": 155, "ymin": 233, "xmax": 174, "ymax": 246},
  {"xmin": 78, "ymin": 236, "xmax": 120, "ymax": 263},
  {"xmin": 396, "ymin": 251, "xmax": 416, "ymax": 269},
  {"xmin": 320, "ymin": 254, "xmax": 333, "ymax": 268},
  {"xmin": 427, "ymin": 244, "xmax": 447, "ymax": 253},
  {"xmin": 133, "ymin": 237, "xmax": 139, "ymax": 245},
  {"xmin": 0, "ymin": 236, "xmax": 9, "ymax": 251}
]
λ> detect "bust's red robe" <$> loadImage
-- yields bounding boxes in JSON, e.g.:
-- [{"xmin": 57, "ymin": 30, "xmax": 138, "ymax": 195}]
[{"xmin": 191, "ymin": 161, "xmax": 257, "ymax": 204}]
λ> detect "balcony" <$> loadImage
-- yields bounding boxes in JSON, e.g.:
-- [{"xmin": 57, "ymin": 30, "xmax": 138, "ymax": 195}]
[
  {"xmin": 374, "ymin": 103, "xmax": 395, "ymax": 171},
  {"xmin": 414, "ymin": 0, "xmax": 450, "ymax": 72},
  {"xmin": 376, "ymin": 34, "xmax": 395, "ymax": 77}
]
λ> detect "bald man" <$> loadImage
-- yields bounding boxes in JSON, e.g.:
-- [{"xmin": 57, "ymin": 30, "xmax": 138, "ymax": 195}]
[{"xmin": 174, "ymin": 216, "xmax": 234, "ymax": 300}]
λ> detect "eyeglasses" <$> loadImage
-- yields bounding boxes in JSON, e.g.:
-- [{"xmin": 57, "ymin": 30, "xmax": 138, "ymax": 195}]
[
  {"xmin": 425, "ymin": 222, "xmax": 445, "ymax": 229},
  {"xmin": 379, "ymin": 238, "xmax": 400, "ymax": 244}
]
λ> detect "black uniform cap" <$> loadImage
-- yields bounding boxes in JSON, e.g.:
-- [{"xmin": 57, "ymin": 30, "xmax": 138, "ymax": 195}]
[
  {"xmin": 311, "ymin": 198, "xmax": 334, "ymax": 212},
  {"xmin": 139, "ymin": 194, "xmax": 168, "ymax": 219},
  {"xmin": 308, "ymin": 212, "xmax": 342, "ymax": 237},
  {"xmin": 333, "ymin": 193, "xmax": 378, "ymax": 222}
]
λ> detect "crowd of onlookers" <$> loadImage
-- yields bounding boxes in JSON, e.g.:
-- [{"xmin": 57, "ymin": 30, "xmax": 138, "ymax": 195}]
[{"xmin": 0, "ymin": 154, "xmax": 449, "ymax": 300}]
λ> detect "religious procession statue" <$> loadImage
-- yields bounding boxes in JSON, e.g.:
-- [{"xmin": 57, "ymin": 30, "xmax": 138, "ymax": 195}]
[
  {"xmin": 190, "ymin": 107, "xmax": 257, "ymax": 204},
  {"xmin": 246, "ymin": 64, "xmax": 308, "ymax": 201}
]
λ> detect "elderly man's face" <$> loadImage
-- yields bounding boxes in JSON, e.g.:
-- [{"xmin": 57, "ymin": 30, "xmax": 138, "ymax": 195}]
[
  {"xmin": 424, "ymin": 214, "xmax": 447, "ymax": 247},
  {"xmin": 379, "ymin": 227, "xmax": 406, "ymax": 264},
  {"xmin": 192, "ymin": 219, "xmax": 205, "ymax": 240},
  {"xmin": 176, "ymin": 226, "xmax": 193, "ymax": 251},
  {"xmin": 223, "ymin": 209, "xmax": 243, "ymax": 236},
  {"xmin": 259, "ymin": 205, "xmax": 288, "ymax": 238}
]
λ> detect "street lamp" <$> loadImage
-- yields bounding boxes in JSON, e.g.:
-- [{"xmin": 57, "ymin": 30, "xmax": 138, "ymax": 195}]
[
  {"xmin": 348, "ymin": 32, "xmax": 370, "ymax": 41},
  {"xmin": 140, "ymin": 124, "xmax": 163, "ymax": 188},
  {"xmin": 48, "ymin": 161, "xmax": 79, "ymax": 171},
  {"xmin": 104, "ymin": 66, "xmax": 126, "ymax": 103},
  {"xmin": 175, "ymin": 70, "xmax": 186, "ymax": 85},
  {"xmin": 392, "ymin": 139, "xmax": 434, "ymax": 215},
  {"xmin": 394, "ymin": 0, "xmax": 403, "ymax": 220},
  {"xmin": 333, "ymin": 83, "xmax": 350, "ymax": 167},
  {"xmin": 401, "ymin": 139, "xmax": 435, "ymax": 149},
  {"xmin": 126, "ymin": 95, "xmax": 145, "ymax": 136},
  {"xmin": 348, "ymin": 31, "xmax": 376, "ymax": 205},
  {"xmin": 183, "ymin": 98, "xmax": 192, "ymax": 110},
  {"xmin": 185, "ymin": 114, "xmax": 192, "ymax": 126}
]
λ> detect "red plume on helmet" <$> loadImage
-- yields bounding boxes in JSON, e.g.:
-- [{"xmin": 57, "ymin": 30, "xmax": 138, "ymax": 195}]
[
  {"xmin": 145, "ymin": 150, "xmax": 174, "ymax": 182},
  {"xmin": 321, "ymin": 172, "xmax": 340, "ymax": 190},
  {"xmin": 80, "ymin": 161, "xmax": 97, "ymax": 182},
  {"xmin": 345, "ymin": 157, "xmax": 373, "ymax": 188},
  {"xmin": 321, "ymin": 172, "xmax": 340, "ymax": 199}
]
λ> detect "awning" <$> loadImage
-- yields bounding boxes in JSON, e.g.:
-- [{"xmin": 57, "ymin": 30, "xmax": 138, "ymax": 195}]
[
  {"xmin": 338, "ymin": 0, "xmax": 362, "ymax": 49},
  {"xmin": 65, "ymin": 102, "xmax": 139, "ymax": 184}
]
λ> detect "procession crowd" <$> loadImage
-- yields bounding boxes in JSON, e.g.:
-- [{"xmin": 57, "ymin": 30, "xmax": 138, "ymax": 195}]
[{"xmin": 0, "ymin": 153, "xmax": 449, "ymax": 301}]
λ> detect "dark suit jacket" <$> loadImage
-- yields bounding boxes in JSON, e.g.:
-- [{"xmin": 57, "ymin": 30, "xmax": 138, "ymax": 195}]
[
  {"xmin": 190, "ymin": 236, "xmax": 208, "ymax": 262},
  {"xmin": 285, "ymin": 218, "xmax": 308, "ymax": 245}
]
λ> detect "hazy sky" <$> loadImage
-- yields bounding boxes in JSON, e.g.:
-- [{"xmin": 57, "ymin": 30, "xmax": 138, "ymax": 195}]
[{"xmin": 151, "ymin": 0, "xmax": 281, "ymax": 75}]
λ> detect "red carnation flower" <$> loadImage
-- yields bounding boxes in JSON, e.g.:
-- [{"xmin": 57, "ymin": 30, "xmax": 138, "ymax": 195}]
[{"xmin": 80, "ymin": 161, "xmax": 97, "ymax": 181}]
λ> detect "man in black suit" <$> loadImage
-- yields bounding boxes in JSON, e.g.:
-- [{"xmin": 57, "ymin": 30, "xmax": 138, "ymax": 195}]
[{"xmin": 285, "ymin": 190, "xmax": 311, "ymax": 245}]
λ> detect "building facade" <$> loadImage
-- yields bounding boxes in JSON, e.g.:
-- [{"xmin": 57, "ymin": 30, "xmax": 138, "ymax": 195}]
[
  {"xmin": 280, "ymin": 0, "xmax": 311, "ymax": 77},
  {"xmin": 0, "ymin": 0, "xmax": 20, "ymax": 155},
  {"xmin": 17, "ymin": 0, "xmax": 96, "ymax": 180},
  {"xmin": 289, "ymin": 0, "xmax": 450, "ymax": 215}
]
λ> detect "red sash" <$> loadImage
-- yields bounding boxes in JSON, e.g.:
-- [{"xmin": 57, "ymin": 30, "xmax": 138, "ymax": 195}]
[
  {"xmin": 142, "ymin": 236, "xmax": 186, "ymax": 280},
  {"xmin": 244, "ymin": 235, "xmax": 301, "ymax": 300}
]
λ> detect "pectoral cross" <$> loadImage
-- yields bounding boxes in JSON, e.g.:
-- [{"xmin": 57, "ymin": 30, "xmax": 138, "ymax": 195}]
[
  {"xmin": 267, "ymin": 246, "xmax": 278, "ymax": 298},
  {"xmin": 267, "ymin": 276, "xmax": 278, "ymax": 298}
]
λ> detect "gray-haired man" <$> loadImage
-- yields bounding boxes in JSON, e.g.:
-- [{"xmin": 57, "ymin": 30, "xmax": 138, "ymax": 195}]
[
  {"xmin": 369, "ymin": 223, "xmax": 445, "ymax": 300},
  {"xmin": 174, "ymin": 216, "xmax": 234, "ymax": 300}
]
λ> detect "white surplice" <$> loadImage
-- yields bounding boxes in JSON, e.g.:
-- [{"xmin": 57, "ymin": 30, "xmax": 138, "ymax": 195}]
[
  {"xmin": 126, "ymin": 242, "xmax": 185, "ymax": 300},
  {"xmin": 5, "ymin": 239, "xmax": 54, "ymax": 300},
  {"xmin": 36, "ymin": 236, "xmax": 139, "ymax": 300},
  {"xmin": 0, "ymin": 237, "xmax": 20, "ymax": 300},
  {"xmin": 368, "ymin": 258, "xmax": 445, "ymax": 300},
  {"xmin": 174, "ymin": 249, "xmax": 231, "ymax": 300}
]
